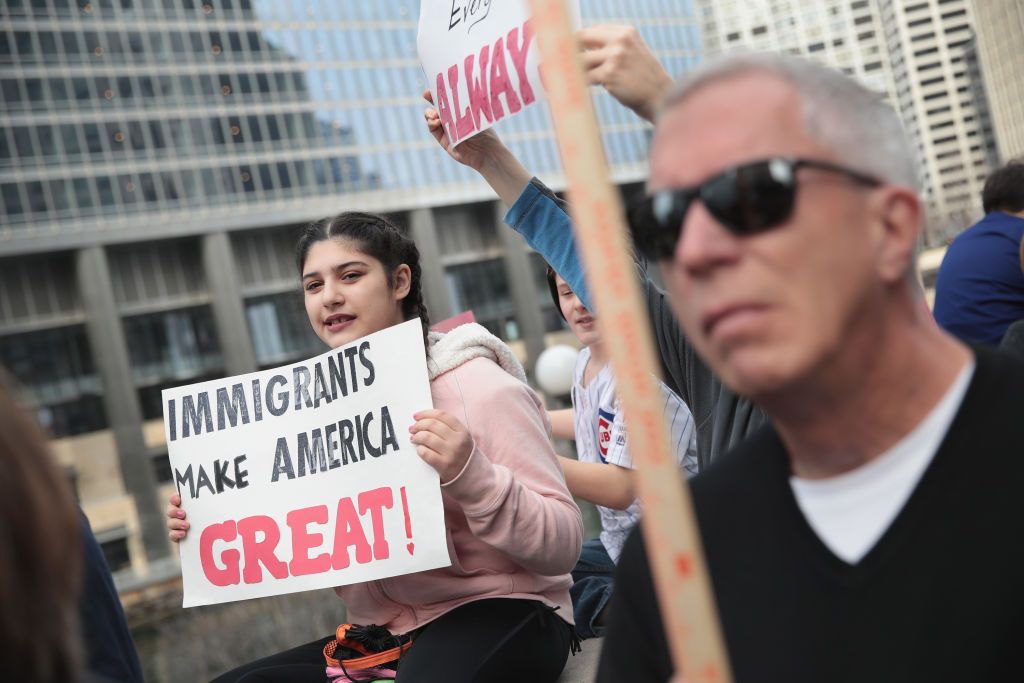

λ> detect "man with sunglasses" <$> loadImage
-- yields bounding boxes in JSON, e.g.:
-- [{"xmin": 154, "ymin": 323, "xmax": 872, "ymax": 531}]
[{"xmin": 596, "ymin": 53, "xmax": 1024, "ymax": 682}]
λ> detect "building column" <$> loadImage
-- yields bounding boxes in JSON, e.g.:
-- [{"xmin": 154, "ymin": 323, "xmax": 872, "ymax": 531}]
[
  {"xmin": 76, "ymin": 246, "xmax": 169, "ymax": 563},
  {"xmin": 409, "ymin": 207, "xmax": 453, "ymax": 324},
  {"xmin": 496, "ymin": 201, "xmax": 546, "ymax": 380},
  {"xmin": 202, "ymin": 231, "xmax": 258, "ymax": 375}
]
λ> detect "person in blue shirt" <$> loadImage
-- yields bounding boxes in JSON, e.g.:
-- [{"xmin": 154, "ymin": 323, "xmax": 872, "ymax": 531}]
[{"xmin": 934, "ymin": 160, "xmax": 1024, "ymax": 345}]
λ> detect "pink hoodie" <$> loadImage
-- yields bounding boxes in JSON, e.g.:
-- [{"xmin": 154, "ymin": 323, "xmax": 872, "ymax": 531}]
[{"xmin": 335, "ymin": 335, "xmax": 583, "ymax": 634}]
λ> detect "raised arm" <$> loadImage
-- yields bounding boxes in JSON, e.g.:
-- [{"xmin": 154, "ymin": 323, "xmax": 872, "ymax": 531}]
[
  {"xmin": 423, "ymin": 90, "xmax": 530, "ymax": 208},
  {"xmin": 577, "ymin": 24, "xmax": 674, "ymax": 124}
]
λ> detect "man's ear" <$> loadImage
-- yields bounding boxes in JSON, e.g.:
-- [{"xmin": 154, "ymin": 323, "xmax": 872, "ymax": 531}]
[
  {"xmin": 393, "ymin": 264, "xmax": 412, "ymax": 301},
  {"xmin": 873, "ymin": 186, "xmax": 922, "ymax": 285}
]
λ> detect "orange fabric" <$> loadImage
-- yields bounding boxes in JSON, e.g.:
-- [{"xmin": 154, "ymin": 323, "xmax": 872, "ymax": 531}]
[{"xmin": 322, "ymin": 624, "xmax": 413, "ymax": 669}]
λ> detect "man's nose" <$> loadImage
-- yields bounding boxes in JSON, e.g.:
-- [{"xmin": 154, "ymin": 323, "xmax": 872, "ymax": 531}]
[{"xmin": 675, "ymin": 202, "xmax": 743, "ymax": 275}]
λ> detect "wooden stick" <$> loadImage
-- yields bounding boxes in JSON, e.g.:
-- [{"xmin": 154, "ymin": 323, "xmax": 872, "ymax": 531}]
[{"xmin": 525, "ymin": 3, "xmax": 733, "ymax": 681}]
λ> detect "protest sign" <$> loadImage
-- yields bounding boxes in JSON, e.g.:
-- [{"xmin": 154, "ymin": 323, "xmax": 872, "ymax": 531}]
[
  {"xmin": 416, "ymin": 0, "xmax": 579, "ymax": 147},
  {"xmin": 163, "ymin": 319, "xmax": 450, "ymax": 608}
]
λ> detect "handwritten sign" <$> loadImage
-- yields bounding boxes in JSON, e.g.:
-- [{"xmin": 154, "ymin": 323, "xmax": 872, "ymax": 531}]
[
  {"xmin": 163, "ymin": 319, "xmax": 450, "ymax": 607},
  {"xmin": 416, "ymin": 0, "xmax": 579, "ymax": 147}
]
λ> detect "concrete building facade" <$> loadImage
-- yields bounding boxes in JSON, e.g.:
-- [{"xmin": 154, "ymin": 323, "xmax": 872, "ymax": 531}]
[
  {"xmin": 696, "ymin": 0, "xmax": 1002, "ymax": 246},
  {"xmin": 878, "ymin": 0, "xmax": 997, "ymax": 243},
  {"xmin": 970, "ymin": 0, "xmax": 1024, "ymax": 162},
  {"xmin": 0, "ymin": 0, "xmax": 701, "ymax": 582},
  {"xmin": 697, "ymin": 0, "xmax": 896, "ymax": 100}
]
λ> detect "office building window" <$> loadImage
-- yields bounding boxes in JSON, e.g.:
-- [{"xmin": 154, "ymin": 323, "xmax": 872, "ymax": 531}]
[
  {"xmin": 122, "ymin": 306, "xmax": 224, "ymax": 419},
  {"xmin": 151, "ymin": 452, "xmax": 173, "ymax": 484},
  {"xmin": 245, "ymin": 291, "xmax": 325, "ymax": 367},
  {"xmin": 0, "ymin": 325, "xmax": 107, "ymax": 437},
  {"xmin": 99, "ymin": 535, "xmax": 132, "ymax": 573},
  {"xmin": 3, "ymin": 2, "xmax": 694, "ymax": 244},
  {"xmin": 445, "ymin": 259, "xmax": 518, "ymax": 340}
]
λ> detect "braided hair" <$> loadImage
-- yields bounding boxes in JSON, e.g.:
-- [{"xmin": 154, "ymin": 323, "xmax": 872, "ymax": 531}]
[{"xmin": 296, "ymin": 212, "xmax": 431, "ymax": 352}]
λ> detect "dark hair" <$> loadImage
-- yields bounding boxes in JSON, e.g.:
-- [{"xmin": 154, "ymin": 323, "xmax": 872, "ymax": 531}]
[
  {"xmin": 295, "ymin": 212, "xmax": 430, "ymax": 350},
  {"xmin": 982, "ymin": 159, "xmax": 1024, "ymax": 214},
  {"xmin": 545, "ymin": 264, "xmax": 567, "ymax": 321},
  {"xmin": 0, "ymin": 375, "xmax": 84, "ymax": 681}
]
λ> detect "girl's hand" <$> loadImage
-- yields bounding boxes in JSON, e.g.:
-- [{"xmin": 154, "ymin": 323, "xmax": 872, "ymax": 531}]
[
  {"xmin": 409, "ymin": 409, "xmax": 475, "ymax": 484},
  {"xmin": 166, "ymin": 492, "xmax": 189, "ymax": 542}
]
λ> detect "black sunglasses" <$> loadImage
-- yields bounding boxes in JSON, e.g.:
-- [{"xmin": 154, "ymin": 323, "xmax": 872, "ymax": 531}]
[{"xmin": 628, "ymin": 157, "xmax": 881, "ymax": 260}]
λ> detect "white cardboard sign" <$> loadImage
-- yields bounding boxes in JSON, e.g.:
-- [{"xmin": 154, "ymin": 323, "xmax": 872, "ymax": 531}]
[
  {"xmin": 162, "ymin": 319, "xmax": 450, "ymax": 607},
  {"xmin": 417, "ymin": 0, "xmax": 580, "ymax": 146}
]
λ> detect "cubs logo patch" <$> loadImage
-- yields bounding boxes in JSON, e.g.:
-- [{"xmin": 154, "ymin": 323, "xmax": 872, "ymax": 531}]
[{"xmin": 597, "ymin": 408, "xmax": 615, "ymax": 463}]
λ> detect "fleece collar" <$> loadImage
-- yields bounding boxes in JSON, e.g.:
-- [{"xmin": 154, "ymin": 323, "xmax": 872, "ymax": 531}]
[{"xmin": 426, "ymin": 323, "xmax": 527, "ymax": 384}]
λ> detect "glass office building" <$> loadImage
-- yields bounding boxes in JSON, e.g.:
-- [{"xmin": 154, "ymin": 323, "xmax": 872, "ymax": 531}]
[
  {"xmin": 0, "ymin": 0, "xmax": 701, "ymax": 577},
  {"xmin": 2, "ymin": 0, "xmax": 699, "ymax": 247}
]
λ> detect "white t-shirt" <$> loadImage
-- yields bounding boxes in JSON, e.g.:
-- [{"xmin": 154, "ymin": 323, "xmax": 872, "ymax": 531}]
[
  {"xmin": 790, "ymin": 360, "xmax": 974, "ymax": 564},
  {"xmin": 572, "ymin": 346, "xmax": 698, "ymax": 562}
]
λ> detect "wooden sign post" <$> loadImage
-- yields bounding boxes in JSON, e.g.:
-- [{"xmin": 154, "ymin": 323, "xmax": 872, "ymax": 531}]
[{"xmin": 525, "ymin": 2, "xmax": 733, "ymax": 681}]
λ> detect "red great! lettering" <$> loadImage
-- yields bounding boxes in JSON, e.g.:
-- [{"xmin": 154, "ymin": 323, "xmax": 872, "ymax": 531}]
[{"xmin": 198, "ymin": 486, "xmax": 400, "ymax": 586}]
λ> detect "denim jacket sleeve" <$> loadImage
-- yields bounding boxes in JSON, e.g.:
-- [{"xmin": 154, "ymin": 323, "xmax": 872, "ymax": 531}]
[{"xmin": 504, "ymin": 178, "xmax": 593, "ymax": 309}]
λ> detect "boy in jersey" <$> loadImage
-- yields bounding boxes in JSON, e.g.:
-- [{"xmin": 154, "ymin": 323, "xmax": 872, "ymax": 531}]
[{"xmin": 545, "ymin": 265, "xmax": 697, "ymax": 639}]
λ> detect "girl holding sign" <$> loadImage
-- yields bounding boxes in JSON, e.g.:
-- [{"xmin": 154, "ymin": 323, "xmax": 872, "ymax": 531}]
[{"xmin": 167, "ymin": 212, "xmax": 582, "ymax": 682}]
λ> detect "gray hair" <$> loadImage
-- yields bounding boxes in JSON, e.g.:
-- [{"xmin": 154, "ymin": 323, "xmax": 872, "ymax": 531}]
[
  {"xmin": 660, "ymin": 52, "xmax": 924, "ymax": 290},
  {"xmin": 659, "ymin": 52, "xmax": 920, "ymax": 191}
]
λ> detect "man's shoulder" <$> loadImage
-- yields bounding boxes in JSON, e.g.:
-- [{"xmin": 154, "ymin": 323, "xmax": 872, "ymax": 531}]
[
  {"xmin": 981, "ymin": 211, "xmax": 1024, "ymax": 233},
  {"xmin": 953, "ymin": 212, "xmax": 1024, "ymax": 245},
  {"xmin": 962, "ymin": 347, "xmax": 1024, "ymax": 425},
  {"xmin": 999, "ymin": 321, "xmax": 1024, "ymax": 358},
  {"xmin": 690, "ymin": 425, "xmax": 786, "ymax": 511}
]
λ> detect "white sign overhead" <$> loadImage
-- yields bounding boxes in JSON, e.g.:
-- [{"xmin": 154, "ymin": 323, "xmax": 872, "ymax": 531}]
[{"xmin": 417, "ymin": 0, "xmax": 580, "ymax": 146}]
